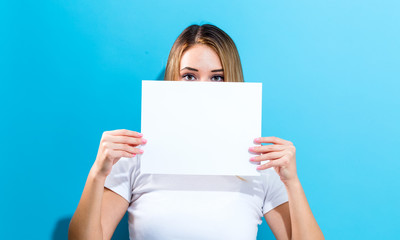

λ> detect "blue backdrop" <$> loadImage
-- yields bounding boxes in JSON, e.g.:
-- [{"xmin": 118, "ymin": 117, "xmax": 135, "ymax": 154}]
[{"xmin": 1, "ymin": 0, "xmax": 399, "ymax": 239}]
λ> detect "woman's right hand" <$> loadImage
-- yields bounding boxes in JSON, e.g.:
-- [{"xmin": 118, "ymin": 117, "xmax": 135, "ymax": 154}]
[{"xmin": 91, "ymin": 129, "xmax": 147, "ymax": 179}]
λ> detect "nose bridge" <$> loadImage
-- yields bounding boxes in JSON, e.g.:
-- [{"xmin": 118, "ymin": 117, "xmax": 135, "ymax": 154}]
[
  {"xmin": 199, "ymin": 76, "xmax": 211, "ymax": 82},
  {"xmin": 198, "ymin": 69, "xmax": 214, "ymax": 82}
]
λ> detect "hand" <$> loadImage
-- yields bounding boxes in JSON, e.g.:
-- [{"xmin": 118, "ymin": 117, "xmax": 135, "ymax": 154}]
[
  {"xmin": 249, "ymin": 136, "xmax": 298, "ymax": 184},
  {"xmin": 92, "ymin": 129, "xmax": 146, "ymax": 178}
]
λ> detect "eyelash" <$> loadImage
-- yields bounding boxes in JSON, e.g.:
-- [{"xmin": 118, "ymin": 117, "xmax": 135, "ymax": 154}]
[
  {"xmin": 181, "ymin": 74, "xmax": 224, "ymax": 82},
  {"xmin": 211, "ymin": 75, "xmax": 224, "ymax": 82},
  {"xmin": 182, "ymin": 73, "xmax": 196, "ymax": 81}
]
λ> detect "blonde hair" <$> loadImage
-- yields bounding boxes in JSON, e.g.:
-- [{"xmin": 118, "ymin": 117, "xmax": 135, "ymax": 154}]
[{"xmin": 164, "ymin": 24, "xmax": 244, "ymax": 82}]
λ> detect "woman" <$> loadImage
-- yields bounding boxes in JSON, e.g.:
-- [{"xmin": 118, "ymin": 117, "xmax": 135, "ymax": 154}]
[{"xmin": 69, "ymin": 24, "xmax": 324, "ymax": 240}]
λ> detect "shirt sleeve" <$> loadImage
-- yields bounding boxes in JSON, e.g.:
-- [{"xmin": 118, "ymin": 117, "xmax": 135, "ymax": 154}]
[
  {"xmin": 104, "ymin": 156, "xmax": 137, "ymax": 203},
  {"xmin": 262, "ymin": 169, "xmax": 289, "ymax": 215}
]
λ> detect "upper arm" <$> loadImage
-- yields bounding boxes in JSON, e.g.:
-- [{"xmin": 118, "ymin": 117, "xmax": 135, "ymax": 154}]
[
  {"xmin": 264, "ymin": 202, "xmax": 291, "ymax": 240},
  {"xmin": 101, "ymin": 187, "xmax": 130, "ymax": 240}
]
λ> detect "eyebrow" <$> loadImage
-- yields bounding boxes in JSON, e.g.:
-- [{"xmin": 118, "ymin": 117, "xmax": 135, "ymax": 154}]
[{"xmin": 180, "ymin": 67, "xmax": 224, "ymax": 72}]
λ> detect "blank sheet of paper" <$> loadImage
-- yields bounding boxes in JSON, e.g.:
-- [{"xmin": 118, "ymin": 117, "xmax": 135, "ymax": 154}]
[{"xmin": 140, "ymin": 80, "xmax": 262, "ymax": 176}]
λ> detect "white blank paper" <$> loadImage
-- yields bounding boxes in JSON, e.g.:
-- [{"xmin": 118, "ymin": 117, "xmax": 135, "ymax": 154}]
[{"xmin": 140, "ymin": 80, "xmax": 262, "ymax": 176}]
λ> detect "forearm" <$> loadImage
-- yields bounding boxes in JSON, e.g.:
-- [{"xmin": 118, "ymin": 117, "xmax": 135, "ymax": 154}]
[
  {"xmin": 285, "ymin": 178, "xmax": 324, "ymax": 240},
  {"xmin": 69, "ymin": 167, "xmax": 106, "ymax": 240}
]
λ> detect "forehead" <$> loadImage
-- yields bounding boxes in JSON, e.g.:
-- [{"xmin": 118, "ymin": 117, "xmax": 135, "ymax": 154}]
[{"xmin": 180, "ymin": 44, "xmax": 222, "ymax": 71}]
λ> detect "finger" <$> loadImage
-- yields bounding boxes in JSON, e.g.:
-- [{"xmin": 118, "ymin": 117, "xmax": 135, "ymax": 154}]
[
  {"xmin": 112, "ymin": 150, "xmax": 137, "ymax": 159},
  {"xmin": 109, "ymin": 142, "xmax": 144, "ymax": 154},
  {"xmin": 250, "ymin": 151, "xmax": 285, "ymax": 162},
  {"xmin": 108, "ymin": 150, "xmax": 137, "ymax": 165},
  {"xmin": 109, "ymin": 135, "xmax": 146, "ymax": 146},
  {"xmin": 254, "ymin": 136, "xmax": 292, "ymax": 145},
  {"xmin": 249, "ymin": 144, "xmax": 286, "ymax": 153},
  {"xmin": 256, "ymin": 157, "xmax": 289, "ymax": 170},
  {"xmin": 106, "ymin": 129, "xmax": 143, "ymax": 138}
]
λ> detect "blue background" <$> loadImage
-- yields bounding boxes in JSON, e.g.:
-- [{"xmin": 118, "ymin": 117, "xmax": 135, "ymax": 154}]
[{"xmin": 1, "ymin": 0, "xmax": 399, "ymax": 239}]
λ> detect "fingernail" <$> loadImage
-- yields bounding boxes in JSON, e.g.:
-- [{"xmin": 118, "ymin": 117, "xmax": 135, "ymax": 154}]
[
  {"xmin": 248, "ymin": 147, "xmax": 255, "ymax": 151},
  {"xmin": 256, "ymin": 166, "xmax": 263, "ymax": 170},
  {"xmin": 250, "ymin": 157, "xmax": 256, "ymax": 161},
  {"xmin": 254, "ymin": 137, "xmax": 260, "ymax": 142},
  {"xmin": 142, "ymin": 138, "xmax": 147, "ymax": 144},
  {"xmin": 138, "ymin": 133, "xmax": 143, "ymax": 137},
  {"xmin": 139, "ymin": 149, "xmax": 144, "ymax": 153}
]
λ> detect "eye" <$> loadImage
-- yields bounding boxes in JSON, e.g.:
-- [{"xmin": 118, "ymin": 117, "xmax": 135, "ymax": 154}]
[
  {"xmin": 211, "ymin": 75, "xmax": 224, "ymax": 82},
  {"xmin": 182, "ymin": 74, "xmax": 197, "ymax": 81}
]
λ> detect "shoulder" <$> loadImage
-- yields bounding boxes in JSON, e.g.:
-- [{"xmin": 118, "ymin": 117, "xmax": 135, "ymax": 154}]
[
  {"xmin": 104, "ymin": 156, "xmax": 141, "ymax": 202},
  {"xmin": 260, "ymin": 169, "xmax": 289, "ymax": 214},
  {"xmin": 260, "ymin": 169, "xmax": 284, "ymax": 189},
  {"xmin": 110, "ymin": 156, "xmax": 140, "ymax": 174}
]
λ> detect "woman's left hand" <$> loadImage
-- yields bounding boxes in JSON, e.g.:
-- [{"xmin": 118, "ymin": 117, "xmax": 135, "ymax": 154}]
[{"xmin": 249, "ymin": 137, "xmax": 298, "ymax": 185}]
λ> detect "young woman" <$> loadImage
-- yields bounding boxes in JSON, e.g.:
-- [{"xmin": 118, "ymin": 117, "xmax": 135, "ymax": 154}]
[{"xmin": 69, "ymin": 24, "xmax": 324, "ymax": 240}]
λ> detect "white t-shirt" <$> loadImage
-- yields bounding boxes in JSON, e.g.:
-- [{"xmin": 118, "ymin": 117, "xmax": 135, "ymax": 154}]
[{"xmin": 104, "ymin": 156, "xmax": 288, "ymax": 240}]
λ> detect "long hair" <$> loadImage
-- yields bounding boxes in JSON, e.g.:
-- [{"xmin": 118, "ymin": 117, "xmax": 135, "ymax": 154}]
[{"xmin": 164, "ymin": 24, "xmax": 244, "ymax": 82}]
